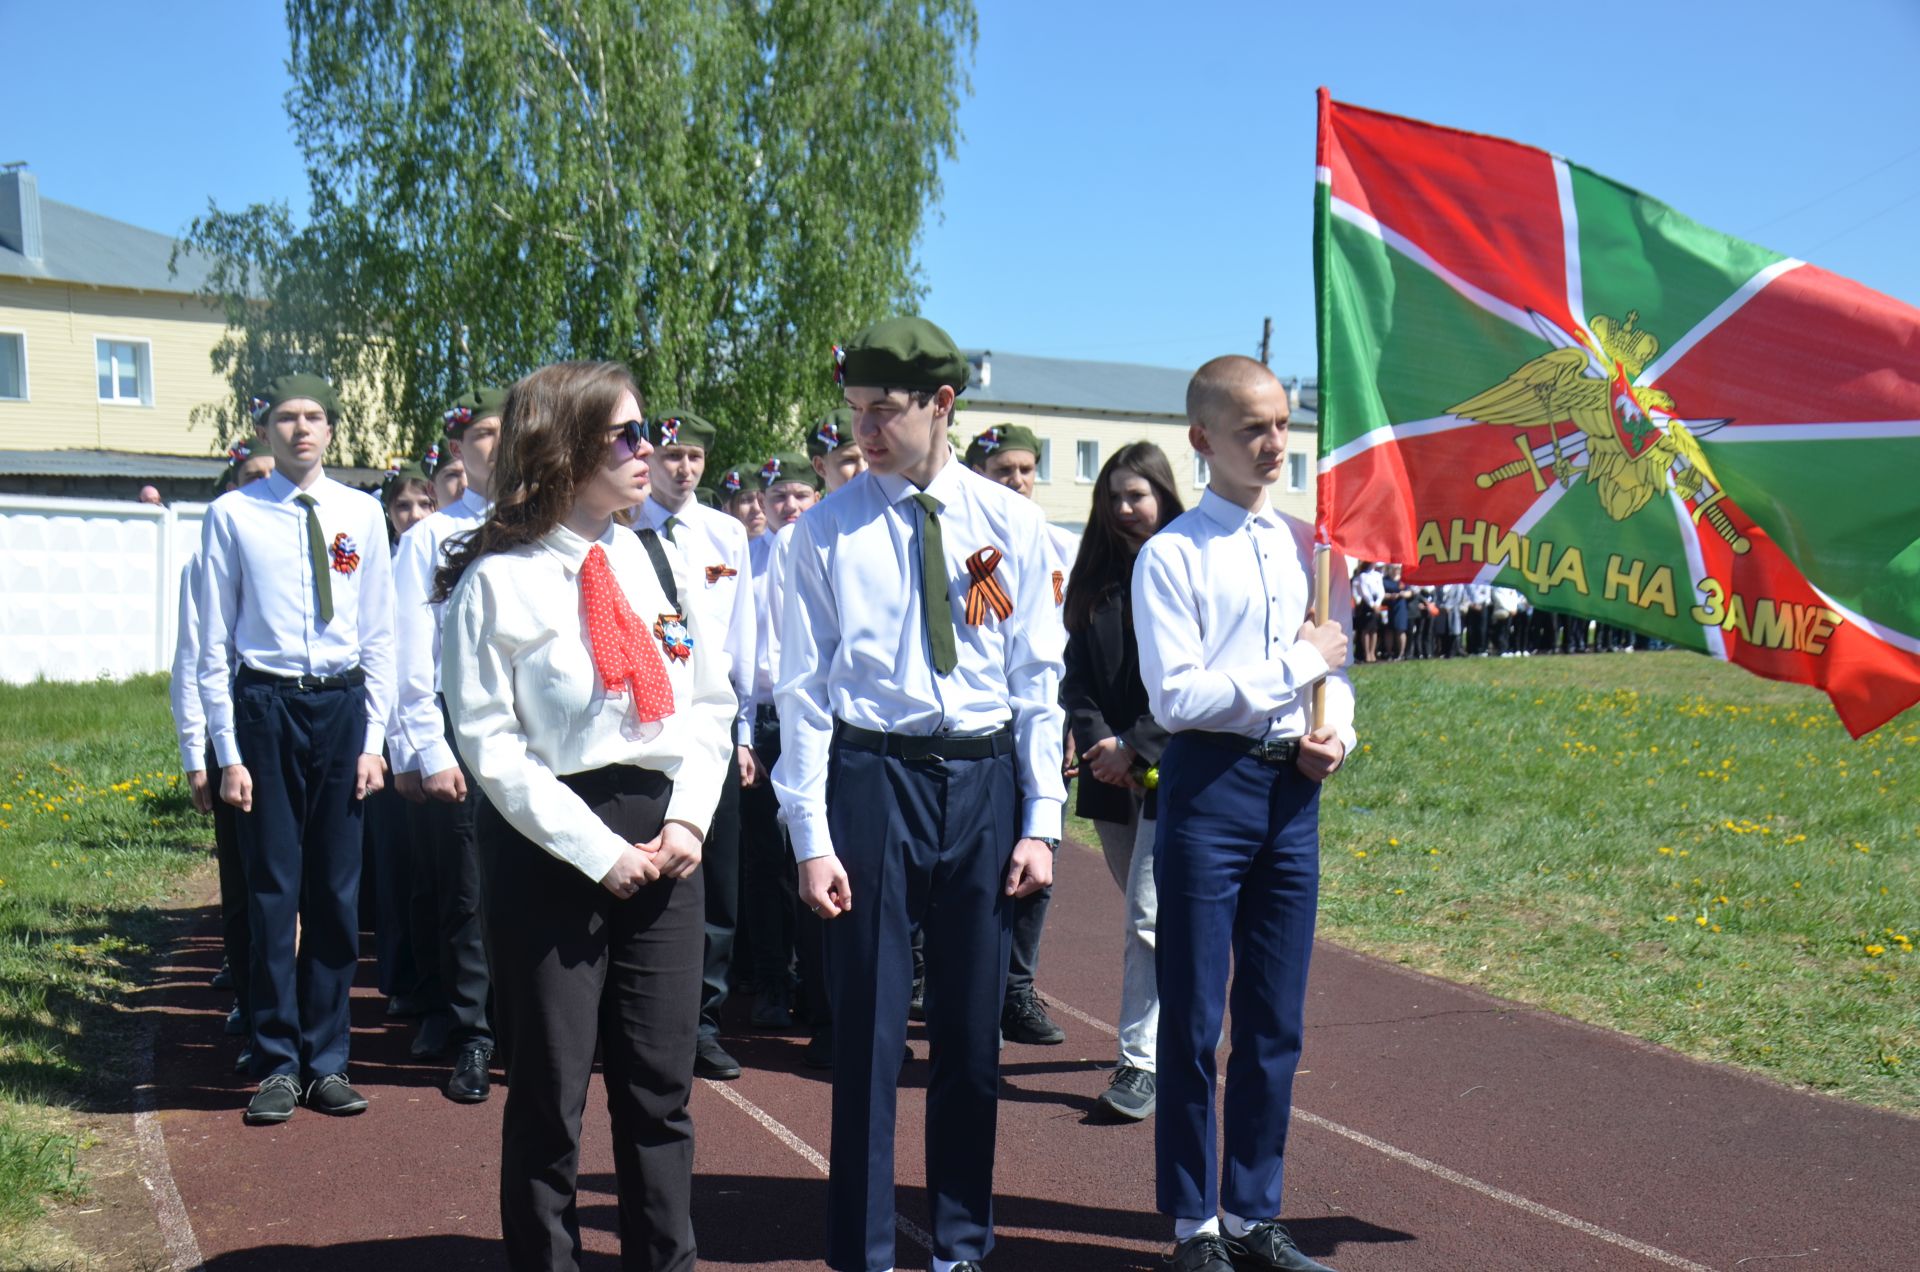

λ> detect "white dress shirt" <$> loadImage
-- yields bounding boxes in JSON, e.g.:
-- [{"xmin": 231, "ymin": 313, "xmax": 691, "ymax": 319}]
[
  {"xmin": 751, "ymin": 520, "xmax": 798, "ymax": 717},
  {"xmin": 637, "ymin": 497, "xmax": 755, "ymax": 747},
  {"xmin": 390, "ymin": 487, "xmax": 489, "ymax": 776},
  {"xmin": 1353, "ymin": 565, "xmax": 1386, "ymax": 609},
  {"xmin": 169, "ymin": 556, "xmax": 208, "ymax": 773},
  {"xmin": 773, "ymin": 454, "xmax": 1067, "ymax": 863},
  {"xmin": 1133, "ymin": 488, "xmax": 1357, "ymax": 754},
  {"xmin": 197, "ymin": 469, "xmax": 397, "ymax": 768},
  {"xmin": 440, "ymin": 520, "xmax": 735, "ymax": 883}
]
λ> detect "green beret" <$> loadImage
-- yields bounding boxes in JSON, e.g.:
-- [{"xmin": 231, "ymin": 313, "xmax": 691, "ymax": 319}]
[
  {"xmin": 694, "ymin": 487, "xmax": 719, "ymax": 509},
  {"xmin": 443, "ymin": 386, "xmax": 508, "ymax": 435},
  {"xmin": 651, "ymin": 409, "xmax": 718, "ymax": 452},
  {"xmin": 382, "ymin": 461, "xmax": 430, "ymax": 505},
  {"xmin": 806, "ymin": 407, "xmax": 856, "ymax": 458},
  {"xmin": 716, "ymin": 468, "xmax": 748, "ymax": 497},
  {"xmin": 251, "ymin": 373, "xmax": 340, "ymax": 425},
  {"xmin": 964, "ymin": 423, "xmax": 1041, "ymax": 469},
  {"xmin": 837, "ymin": 316, "xmax": 970, "ymax": 394},
  {"xmin": 755, "ymin": 450, "xmax": 821, "ymax": 492}
]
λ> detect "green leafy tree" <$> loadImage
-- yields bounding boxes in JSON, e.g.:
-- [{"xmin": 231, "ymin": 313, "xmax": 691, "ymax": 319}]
[{"xmin": 179, "ymin": 0, "xmax": 976, "ymax": 468}]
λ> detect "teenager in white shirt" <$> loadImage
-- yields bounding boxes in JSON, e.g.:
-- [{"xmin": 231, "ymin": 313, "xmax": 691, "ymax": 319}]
[
  {"xmin": 198, "ymin": 374, "xmax": 397, "ymax": 1125},
  {"xmin": 632, "ymin": 408, "xmax": 758, "ymax": 1082},
  {"xmin": 1133, "ymin": 356, "xmax": 1353, "ymax": 1272},
  {"xmin": 776, "ymin": 317, "xmax": 1065, "ymax": 1272},
  {"xmin": 438, "ymin": 361, "xmax": 733, "ymax": 1272}
]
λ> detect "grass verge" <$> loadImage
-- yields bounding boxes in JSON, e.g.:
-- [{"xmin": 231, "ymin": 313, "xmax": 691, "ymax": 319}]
[
  {"xmin": 0, "ymin": 675, "xmax": 210, "ymax": 1256},
  {"xmin": 1070, "ymin": 651, "xmax": 1917, "ymax": 1113}
]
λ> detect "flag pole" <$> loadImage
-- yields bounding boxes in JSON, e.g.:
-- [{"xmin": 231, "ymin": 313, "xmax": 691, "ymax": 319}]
[{"xmin": 1311, "ymin": 544, "xmax": 1330, "ymax": 731}]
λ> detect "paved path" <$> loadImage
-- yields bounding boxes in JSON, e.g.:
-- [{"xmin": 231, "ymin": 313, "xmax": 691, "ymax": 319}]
[{"xmin": 140, "ymin": 840, "xmax": 1919, "ymax": 1270}]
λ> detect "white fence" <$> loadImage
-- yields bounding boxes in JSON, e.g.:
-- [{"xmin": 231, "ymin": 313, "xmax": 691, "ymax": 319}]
[{"xmin": 0, "ymin": 494, "xmax": 209, "ymax": 684}]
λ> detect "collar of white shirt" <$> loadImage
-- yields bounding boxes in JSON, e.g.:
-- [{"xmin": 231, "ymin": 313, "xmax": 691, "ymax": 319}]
[
  {"xmin": 260, "ymin": 469, "xmax": 317, "ymax": 505},
  {"xmin": 454, "ymin": 488, "xmax": 490, "ymax": 519},
  {"xmin": 869, "ymin": 447, "xmax": 965, "ymax": 511},
  {"xmin": 637, "ymin": 497, "xmax": 693, "ymax": 532},
  {"xmin": 538, "ymin": 520, "xmax": 622, "ymax": 575},
  {"xmin": 1197, "ymin": 485, "xmax": 1283, "ymax": 533}
]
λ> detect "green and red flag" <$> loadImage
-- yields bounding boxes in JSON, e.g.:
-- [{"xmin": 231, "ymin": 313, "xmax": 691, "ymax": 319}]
[{"xmin": 1313, "ymin": 89, "xmax": 1920, "ymax": 736}]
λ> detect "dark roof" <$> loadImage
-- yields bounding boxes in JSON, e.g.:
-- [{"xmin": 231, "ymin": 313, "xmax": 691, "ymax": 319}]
[
  {"xmin": 0, "ymin": 449, "xmax": 385, "ymax": 487},
  {"xmin": 0, "ymin": 198, "xmax": 217, "ymax": 295},
  {"xmin": 959, "ymin": 349, "xmax": 1317, "ymax": 424}
]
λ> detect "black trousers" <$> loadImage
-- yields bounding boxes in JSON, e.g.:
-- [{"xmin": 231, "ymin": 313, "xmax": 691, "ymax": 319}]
[
  {"xmin": 824, "ymin": 739, "xmax": 1017, "ymax": 1271},
  {"xmin": 480, "ymin": 765, "xmax": 701, "ymax": 1272},
  {"xmin": 1005, "ymin": 885, "xmax": 1052, "ymax": 1003},
  {"xmin": 363, "ymin": 781, "xmax": 418, "ymax": 998},
  {"xmin": 419, "ymin": 699, "xmax": 492, "ymax": 1047},
  {"xmin": 231, "ymin": 676, "xmax": 365, "ymax": 1080},
  {"xmin": 699, "ymin": 758, "xmax": 743, "ymax": 1039},
  {"xmin": 205, "ymin": 744, "xmax": 251, "ymax": 1013},
  {"xmin": 741, "ymin": 705, "xmax": 804, "ymax": 1001}
]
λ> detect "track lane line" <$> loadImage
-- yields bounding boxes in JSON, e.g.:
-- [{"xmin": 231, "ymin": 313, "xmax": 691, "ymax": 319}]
[{"xmin": 1039, "ymin": 991, "xmax": 1718, "ymax": 1272}]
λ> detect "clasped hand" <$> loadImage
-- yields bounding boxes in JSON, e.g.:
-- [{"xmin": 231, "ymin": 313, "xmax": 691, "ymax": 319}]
[{"xmin": 600, "ymin": 820, "xmax": 703, "ymax": 898}]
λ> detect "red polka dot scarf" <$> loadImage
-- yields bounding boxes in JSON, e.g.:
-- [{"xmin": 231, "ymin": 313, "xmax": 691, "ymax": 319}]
[{"xmin": 580, "ymin": 543, "xmax": 676, "ymax": 722}]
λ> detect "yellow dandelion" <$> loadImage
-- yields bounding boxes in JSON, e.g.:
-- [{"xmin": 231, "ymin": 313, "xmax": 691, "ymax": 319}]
[
  {"xmin": 1388, "ymin": 838, "xmax": 1400, "ymax": 847},
  {"xmin": 1657, "ymin": 846, "xmax": 1673, "ymax": 856},
  {"xmin": 1865, "ymin": 945, "xmax": 1886, "ymax": 957},
  {"xmin": 1663, "ymin": 915, "xmax": 1679, "ymax": 923}
]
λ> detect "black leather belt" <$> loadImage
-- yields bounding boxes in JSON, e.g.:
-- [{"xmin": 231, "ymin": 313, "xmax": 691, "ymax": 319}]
[
  {"xmin": 1193, "ymin": 730, "xmax": 1300, "ymax": 766},
  {"xmin": 835, "ymin": 721, "xmax": 1013, "ymax": 761},
  {"xmin": 235, "ymin": 665, "xmax": 366, "ymax": 693}
]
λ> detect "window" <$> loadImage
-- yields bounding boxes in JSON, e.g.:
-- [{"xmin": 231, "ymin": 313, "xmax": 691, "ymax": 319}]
[
  {"xmin": 1194, "ymin": 453, "xmax": 1211, "ymax": 488},
  {"xmin": 1288, "ymin": 452, "xmax": 1310, "ymax": 493},
  {"xmin": 0, "ymin": 333, "xmax": 24, "ymax": 401},
  {"xmin": 1035, "ymin": 438, "xmax": 1052, "ymax": 483},
  {"xmin": 96, "ymin": 338, "xmax": 153, "ymax": 405},
  {"xmin": 1075, "ymin": 439, "xmax": 1099, "ymax": 482}
]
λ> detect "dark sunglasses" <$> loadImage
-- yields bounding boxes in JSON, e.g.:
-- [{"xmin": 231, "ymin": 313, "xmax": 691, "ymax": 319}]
[{"xmin": 612, "ymin": 417, "xmax": 650, "ymax": 458}]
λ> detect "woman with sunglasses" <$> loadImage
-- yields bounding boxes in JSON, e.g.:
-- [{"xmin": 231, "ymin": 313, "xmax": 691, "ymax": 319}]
[{"xmin": 437, "ymin": 361, "xmax": 734, "ymax": 1272}]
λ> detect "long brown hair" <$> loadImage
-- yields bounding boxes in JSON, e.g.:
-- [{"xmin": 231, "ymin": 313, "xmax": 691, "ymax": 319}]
[
  {"xmin": 1063, "ymin": 441, "xmax": 1185, "ymax": 634},
  {"xmin": 433, "ymin": 360, "xmax": 643, "ymax": 602}
]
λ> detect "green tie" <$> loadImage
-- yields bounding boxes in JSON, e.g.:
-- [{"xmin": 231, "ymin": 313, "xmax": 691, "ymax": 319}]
[
  {"xmin": 295, "ymin": 492, "xmax": 334, "ymax": 624},
  {"xmin": 911, "ymin": 493, "xmax": 957, "ymax": 675},
  {"xmin": 662, "ymin": 514, "xmax": 681, "ymax": 543}
]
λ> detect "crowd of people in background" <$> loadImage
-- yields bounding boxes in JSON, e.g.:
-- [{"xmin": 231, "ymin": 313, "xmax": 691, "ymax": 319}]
[{"xmin": 1348, "ymin": 560, "xmax": 1659, "ymax": 662}]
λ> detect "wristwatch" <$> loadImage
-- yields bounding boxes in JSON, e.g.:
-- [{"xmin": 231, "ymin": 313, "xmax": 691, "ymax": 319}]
[{"xmin": 1035, "ymin": 836, "xmax": 1060, "ymax": 852}]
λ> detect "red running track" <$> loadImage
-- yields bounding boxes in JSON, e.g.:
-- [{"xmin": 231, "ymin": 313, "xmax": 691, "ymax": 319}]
[{"xmin": 142, "ymin": 840, "xmax": 1919, "ymax": 1270}]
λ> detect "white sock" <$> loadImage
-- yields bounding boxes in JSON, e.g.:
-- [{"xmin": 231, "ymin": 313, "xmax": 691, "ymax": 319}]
[
  {"xmin": 1174, "ymin": 1215, "xmax": 1221, "ymax": 1242},
  {"xmin": 1222, "ymin": 1210, "xmax": 1264, "ymax": 1238}
]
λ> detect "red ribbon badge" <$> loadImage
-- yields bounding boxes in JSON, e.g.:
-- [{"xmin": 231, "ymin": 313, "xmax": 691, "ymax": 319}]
[
  {"xmin": 964, "ymin": 547, "xmax": 1015, "ymax": 626},
  {"xmin": 706, "ymin": 563, "xmax": 738, "ymax": 585}
]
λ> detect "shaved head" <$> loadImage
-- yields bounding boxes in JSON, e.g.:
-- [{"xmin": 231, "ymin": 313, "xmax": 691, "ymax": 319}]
[{"xmin": 1186, "ymin": 355, "xmax": 1284, "ymax": 428}]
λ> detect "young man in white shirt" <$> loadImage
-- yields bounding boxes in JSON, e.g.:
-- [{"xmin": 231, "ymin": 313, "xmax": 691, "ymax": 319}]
[
  {"xmin": 1133, "ymin": 356, "xmax": 1353, "ymax": 1272},
  {"xmin": 388, "ymin": 388, "xmax": 504, "ymax": 1098},
  {"xmin": 198, "ymin": 373, "xmax": 397, "ymax": 1125},
  {"xmin": 632, "ymin": 408, "xmax": 759, "ymax": 1081},
  {"xmin": 776, "ymin": 317, "xmax": 1065, "ymax": 1272},
  {"xmin": 963, "ymin": 421, "xmax": 1078, "ymax": 1048}
]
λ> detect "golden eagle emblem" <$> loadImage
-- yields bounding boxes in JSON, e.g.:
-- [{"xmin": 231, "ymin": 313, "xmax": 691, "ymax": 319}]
[{"xmin": 1449, "ymin": 311, "xmax": 1749, "ymax": 554}]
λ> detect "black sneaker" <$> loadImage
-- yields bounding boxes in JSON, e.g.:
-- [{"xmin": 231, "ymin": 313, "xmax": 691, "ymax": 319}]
[
  {"xmin": 1166, "ymin": 1233, "xmax": 1235, "ymax": 1272},
  {"xmin": 802, "ymin": 1027, "xmax": 834, "ymax": 1070},
  {"xmin": 1001, "ymin": 991, "xmax": 1066, "ymax": 1045},
  {"xmin": 446, "ymin": 1042, "xmax": 493, "ymax": 1103},
  {"xmin": 302, "ymin": 1073, "xmax": 369, "ymax": 1116},
  {"xmin": 1227, "ymin": 1222, "xmax": 1336, "ymax": 1271},
  {"xmin": 694, "ymin": 1035, "xmax": 743, "ymax": 1080},
  {"xmin": 1097, "ymin": 1065, "xmax": 1156, "ymax": 1120},
  {"xmin": 243, "ymin": 1073, "xmax": 301, "ymax": 1124}
]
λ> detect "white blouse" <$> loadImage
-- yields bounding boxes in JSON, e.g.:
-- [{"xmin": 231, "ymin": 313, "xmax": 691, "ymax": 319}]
[{"xmin": 440, "ymin": 519, "xmax": 736, "ymax": 883}]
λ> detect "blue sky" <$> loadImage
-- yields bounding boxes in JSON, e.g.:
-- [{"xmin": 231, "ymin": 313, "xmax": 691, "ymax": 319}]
[{"xmin": 5, "ymin": 0, "xmax": 1917, "ymax": 378}]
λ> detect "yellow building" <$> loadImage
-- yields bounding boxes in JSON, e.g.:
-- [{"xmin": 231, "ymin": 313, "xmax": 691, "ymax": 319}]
[{"xmin": 955, "ymin": 350, "xmax": 1318, "ymax": 528}]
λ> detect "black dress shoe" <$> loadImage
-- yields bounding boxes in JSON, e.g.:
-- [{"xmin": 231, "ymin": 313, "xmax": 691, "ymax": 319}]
[
  {"xmin": 802, "ymin": 1027, "xmax": 834, "ymax": 1070},
  {"xmin": 1166, "ymin": 1234, "xmax": 1235, "ymax": 1272},
  {"xmin": 224, "ymin": 1005, "xmax": 249, "ymax": 1036},
  {"xmin": 210, "ymin": 961, "xmax": 233, "ymax": 990},
  {"xmin": 750, "ymin": 985, "xmax": 794, "ymax": 1030},
  {"xmin": 1227, "ymin": 1222, "xmax": 1337, "ymax": 1271},
  {"xmin": 385, "ymin": 992, "xmax": 430, "ymax": 1018},
  {"xmin": 694, "ymin": 1036, "xmax": 742, "ymax": 1080},
  {"xmin": 243, "ymin": 1074, "xmax": 301, "ymax": 1124},
  {"xmin": 908, "ymin": 975, "xmax": 926, "ymax": 1022},
  {"xmin": 1000, "ymin": 990, "xmax": 1065, "ymax": 1045},
  {"xmin": 234, "ymin": 1047, "xmax": 253, "ymax": 1076},
  {"xmin": 446, "ymin": 1043, "xmax": 493, "ymax": 1103},
  {"xmin": 303, "ymin": 1073, "xmax": 369, "ymax": 1115}
]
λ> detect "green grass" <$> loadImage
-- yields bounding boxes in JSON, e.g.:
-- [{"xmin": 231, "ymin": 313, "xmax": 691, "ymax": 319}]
[
  {"xmin": 0, "ymin": 676, "xmax": 210, "ymax": 1247},
  {"xmin": 1071, "ymin": 652, "xmax": 1918, "ymax": 1113}
]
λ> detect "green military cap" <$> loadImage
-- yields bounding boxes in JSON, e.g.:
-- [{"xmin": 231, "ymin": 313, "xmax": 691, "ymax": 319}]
[
  {"xmin": 381, "ymin": 459, "xmax": 430, "ymax": 505},
  {"xmin": 443, "ymin": 386, "xmax": 508, "ymax": 435},
  {"xmin": 835, "ymin": 316, "xmax": 970, "ymax": 394},
  {"xmin": 756, "ymin": 450, "xmax": 821, "ymax": 491},
  {"xmin": 716, "ymin": 468, "xmax": 748, "ymax": 497},
  {"xmin": 250, "ymin": 373, "xmax": 340, "ymax": 425},
  {"xmin": 964, "ymin": 422, "xmax": 1042, "ymax": 469},
  {"xmin": 806, "ymin": 407, "xmax": 856, "ymax": 458},
  {"xmin": 694, "ymin": 486, "xmax": 719, "ymax": 509},
  {"xmin": 650, "ymin": 409, "xmax": 718, "ymax": 452}
]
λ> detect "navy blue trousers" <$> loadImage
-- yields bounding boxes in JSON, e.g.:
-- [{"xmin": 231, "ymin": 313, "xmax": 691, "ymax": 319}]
[
  {"xmin": 824, "ymin": 741, "xmax": 1018, "ymax": 1272},
  {"xmin": 1154, "ymin": 734, "xmax": 1321, "ymax": 1223},
  {"xmin": 231, "ymin": 677, "xmax": 366, "ymax": 1081}
]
